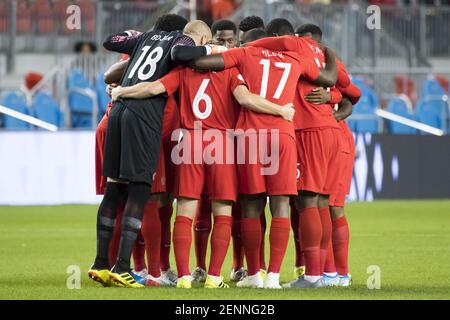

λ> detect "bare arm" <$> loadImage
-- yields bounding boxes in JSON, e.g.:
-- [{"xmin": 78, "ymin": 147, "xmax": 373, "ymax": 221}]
[
  {"xmin": 334, "ymin": 97, "xmax": 353, "ymax": 121},
  {"xmin": 314, "ymin": 47, "xmax": 338, "ymax": 87},
  {"xmin": 104, "ymin": 60, "xmax": 128, "ymax": 84},
  {"xmin": 232, "ymin": 85, "xmax": 295, "ymax": 121},
  {"xmin": 111, "ymin": 81, "xmax": 167, "ymax": 102}
]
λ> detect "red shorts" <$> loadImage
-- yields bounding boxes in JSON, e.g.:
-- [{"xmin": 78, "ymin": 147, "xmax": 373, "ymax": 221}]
[
  {"xmin": 296, "ymin": 128, "xmax": 345, "ymax": 195},
  {"xmin": 329, "ymin": 126, "xmax": 355, "ymax": 207},
  {"xmin": 161, "ymin": 96, "xmax": 180, "ymax": 193},
  {"xmin": 175, "ymin": 130, "xmax": 237, "ymax": 201},
  {"xmin": 95, "ymin": 111, "xmax": 109, "ymax": 195},
  {"xmin": 237, "ymin": 133, "xmax": 297, "ymax": 196}
]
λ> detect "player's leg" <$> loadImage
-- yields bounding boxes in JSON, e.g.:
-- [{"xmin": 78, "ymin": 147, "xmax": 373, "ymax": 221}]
[
  {"xmin": 89, "ymin": 102, "xmax": 129, "ymax": 286},
  {"xmin": 330, "ymin": 205, "xmax": 351, "ymax": 286},
  {"xmin": 108, "ymin": 195, "xmax": 126, "ymax": 268},
  {"xmin": 192, "ymin": 197, "xmax": 211, "ymax": 282},
  {"xmin": 141, "ymin": 200, "xmax": 162, "ymax": 286},
  {"xmin": 173, "ymin": 198, "xmax": 198, "ymax": 288},
  {"xmin": 205, "ymin": 200, "xmax": 233, "ymax": 288},
  {"xmin": 265, "ymin": 195, "xmax": 291, "ymax": 289},
  {"xmin": 290, "ymin": 196, "xmax": 305, "ymax": 279},
  {"xmin": 159, "ymin": 193, "xmax": 178, "ymax": 283},
  {"xmin": 318, "ymin": 194, "xmax": 339, "ymax": 286},
  {"xmin": 236, "ymin": 194, "xmax": 266, "ymax": 288},
  {"xmin": 230, "ymin": 202, "xmax": 247, "ymax": 281},
  {"xmin": 259, "ymin": 198, "xmax": 267, "ymax": 275}
]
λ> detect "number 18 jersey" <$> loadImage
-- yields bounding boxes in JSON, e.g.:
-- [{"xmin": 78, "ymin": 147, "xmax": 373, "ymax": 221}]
[{"xmin": 108, "ymin": 30, "xmax": 193, "ymax": 131}]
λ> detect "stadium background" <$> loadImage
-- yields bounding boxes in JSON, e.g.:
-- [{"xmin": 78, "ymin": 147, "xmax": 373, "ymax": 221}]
[{"xmin": 0, "ymin": 0, "xmax": 449, "ymax": 300}]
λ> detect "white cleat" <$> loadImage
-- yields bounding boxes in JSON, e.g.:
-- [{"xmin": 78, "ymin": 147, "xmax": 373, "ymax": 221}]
[
  {"xmin": 230, "ymin": 267, "xmax": 247, "ymax": 282},
  {"xmin": 236, "ymin": 272, "xmax": 264, "ymax": 288},
  {"xmin": 264, "ymin": 272, "xmax": 282, "ymax": 289},
  {"xmin": 133, "ymin": 268, "xmax": 148, "ymax": 279},
  {"xmin": 161, "ymin": 269, "xmax": 178, "ymax": 284},
  {"xmin": 338, "ymin": 274, "xmax": 352, "ymax": 287},
  {"xmin": 322, "ymin": 273, "xmax": 340, "ymax": 287},
  {"xmin": 285, "ymin": 276, "xmax": 326, "ymax": 288},
  {"xmin": 191, "ymin": 267, "xmax": 207, "ymax": 283}
]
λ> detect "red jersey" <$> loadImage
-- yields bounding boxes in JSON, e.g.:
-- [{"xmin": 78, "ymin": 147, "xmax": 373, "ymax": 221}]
[
  {"xmin": 160, "ymin": 67, "xmax": 245, "ymax": 131},
  {"xmin": 221, "ymin": 43, "xmax": 320, "ymax": 137},
  {"xmin": 161, "ymin": 95, "xmax": 180, "ymax": 139}
]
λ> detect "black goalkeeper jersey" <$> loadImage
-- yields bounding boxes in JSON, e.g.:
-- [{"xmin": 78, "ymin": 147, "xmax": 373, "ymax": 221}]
[{"xmin": 103, "ymin": 30, "xmax": 194, "ymax": 132}]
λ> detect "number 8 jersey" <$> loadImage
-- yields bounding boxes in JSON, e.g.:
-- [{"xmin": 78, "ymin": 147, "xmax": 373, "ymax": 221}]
[{"xmin": 103, "ymin": 30, "xmax": 195, "ymax": 131}]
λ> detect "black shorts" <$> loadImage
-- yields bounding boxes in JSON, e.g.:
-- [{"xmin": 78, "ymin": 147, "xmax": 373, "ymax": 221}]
[{"xmin": 102, "ymin": 100, "xmax": 162, "ymax": 185}]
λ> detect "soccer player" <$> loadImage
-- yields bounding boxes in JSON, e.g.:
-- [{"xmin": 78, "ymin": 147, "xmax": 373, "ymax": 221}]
[
  {"xmin": 110, "ymin": 25, "xmax": 295, "ymax": 290},
  {"xmin": 238, "ymin": 16, "xmax": 265, "ymax": 46},
  {"xmin": 88, "ymin": 14, "xmax": 209, "ymax": 288},
  {"xmin": 211, "ymin": 19, "xmax": 238, "ymax": 49},
  {"xmin": 190, "ymin": 18, "xmax": 338, "ymax": 289},
  {"xmin": 305, "ymin": 83, "xmax": 361, "ymax": 287},
  {"xmin": 281, "ymin": 23, "xmax": 351, "ymax": 288}
]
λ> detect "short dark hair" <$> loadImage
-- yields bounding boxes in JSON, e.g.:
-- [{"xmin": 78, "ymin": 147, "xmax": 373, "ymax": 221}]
[
  {"xmin": 211, "ymin": 19, "xmax": 237, "ymax": 35},
  {"xmin": 265, "ymin": 18, "xmax": 294, "ymax": 37},
  {"xmin": 295, "ymin": 24, "xmax": 323, "ymax": 39},
  {"xmin": 239, "ymin": 16, "xmax": 265, "ymax": 32},
  {"xmin": 154, "ymin": 14, "xmax": 188, "ymax": 32},
  {"xmin": 242, "ymin": 28, "xmax": 266, "ymax": 44}
]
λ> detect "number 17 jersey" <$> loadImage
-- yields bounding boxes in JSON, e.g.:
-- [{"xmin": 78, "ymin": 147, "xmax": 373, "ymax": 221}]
[{"xmin": 221, "ymin": 46, "xmax": 320, "ymax": 137}]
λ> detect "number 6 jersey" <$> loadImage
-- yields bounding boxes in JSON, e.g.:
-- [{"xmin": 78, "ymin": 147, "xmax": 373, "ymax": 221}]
[{"xmin": 103, "ymin": 30, "xmax": 195, "ymax": 131}]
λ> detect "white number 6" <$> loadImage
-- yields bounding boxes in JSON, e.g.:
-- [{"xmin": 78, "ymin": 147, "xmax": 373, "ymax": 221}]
[{"xmin": 192, "ymin": 79, "xmax": 212, "ymax": 119}]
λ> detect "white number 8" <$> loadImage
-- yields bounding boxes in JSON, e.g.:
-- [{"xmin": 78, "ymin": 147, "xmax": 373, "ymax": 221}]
[{"xmin": 192, "ymin": 79, "xmax": 212, "ymax": 119}]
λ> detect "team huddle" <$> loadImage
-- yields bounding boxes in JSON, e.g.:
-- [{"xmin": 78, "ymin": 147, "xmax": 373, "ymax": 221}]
[{"xmin": 88, "ymin": 13, "xmax": 361, "ymax": 290}]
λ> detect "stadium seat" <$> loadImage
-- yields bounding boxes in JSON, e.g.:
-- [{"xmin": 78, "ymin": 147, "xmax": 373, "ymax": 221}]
[
  {"xmin": 0, "ymin": 91, "xmax": 30, "ymax": 129},
  {"xmin": 386, "ymin": 96, "xmax": 417, "ymax": 134},
  {"xmin": 95, "ymin": 72, "xmax": 110, "ymax": 114},
  {"xmin": 32, "ymin": 92, "xmax": 64, "ymax": 128},
  {"xmin": 415, "ymin": 97, "xmax": 449, "ymax": 134},
  {"xmin": 422, "ymin": 78, "xmax": 447, "ymax": 97},
  {"xmin": 30, "ymin": 0, "xmax": 55, "ymax": 34},
  {"xmin": 67, "ymin": 70, "xmax": 96, "ymax": 128},
  {"xmin": 350, "ymin": 77, "xmax": 380, "ymax": 133},
  {"xmin": 16, "ymin": 0, "xmax": 32, "ymax": 34}
]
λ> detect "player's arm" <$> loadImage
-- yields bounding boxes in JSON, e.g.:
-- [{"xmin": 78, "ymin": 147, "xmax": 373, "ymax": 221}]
[
  {"xmin": 104, "ymin": 60, "xmax": 129, "ymax": 84},
  {"xmin": 191, "ymin": 47, "xmax": 242, "ymax": 71},
  {"xmin": 232, "ymin": 85, "xmax": 295, "ymax": 121},
  {"xmin": 313, "ymin": 47, "xmax": 338, "ymax": 87},
  {"xmin": 111, "ymin": 81, "xmax": 166, "ymax": 102},
  {"xmin": 305, "ymin": 87, "xmax": 342, "ymax": 105},
  {"xmin": 103, "ymin": 30, "xmax": 143, "ymax": 55},
  {"xmin": 334, "ymin": 97, "xmax": 353, "ymax": 121}
]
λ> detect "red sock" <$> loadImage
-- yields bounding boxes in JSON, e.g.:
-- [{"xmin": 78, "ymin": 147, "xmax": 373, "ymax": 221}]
[
  {"xmin": 208, "ymin": 215, "xmax": 232, "ymax": 276},
  {"xmin": 319, "ymin": 207, "xmax": 332, "ymax": 275},
  {"xmin": 194, "ymin": 199, "xmax": 211, "ymax": 270},
  {"xmin": 231, "ymin": 204, "xmax": 245, "ymax": 270},
  {"xmin": 332, "ymin": 215, "xmax": 350, "ymax": 275},
  {"xmin": 141, "ymin": 201, "xmax": 161, "ymax": 277},
  {"xmin": 268, "ymin": 217, "xmax": 290, "ymax": 274},
  {"xmin": 132, "ymin": 231, "xmax": 147, "ymax": 272},
  {"xmin": 324, "ymin": 240, "xmax": 337, "ymax": 273},
  {"xmin": 241, "ymin": 218, "xmax": 261, "ymax": 276},
  {"xmin": 259, "ymin": 212, "xmax": 267, "ymax": 270},
  {"xmin": 173, "ymin": 216, "xmax": 193, "ymax": 277},
  {"xmin": 299, "ymin": 207, "xmax": 322, "ymax": 276},
  {"xmin": 108, "ymin": 201, "xmax": 125, "ymax": 268},
  {"xmin": 159, "ymin": 204, "xmax": 173, "ymax": 271},
  {"xmin": 290, "ymin": 198, "xmax": 304, "ymax": 267}
]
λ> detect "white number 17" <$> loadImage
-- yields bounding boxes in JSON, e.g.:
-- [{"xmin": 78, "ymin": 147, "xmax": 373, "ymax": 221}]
[{"xmin": 259, "ymin": 59, "xmax": 291, "ymax": 99}]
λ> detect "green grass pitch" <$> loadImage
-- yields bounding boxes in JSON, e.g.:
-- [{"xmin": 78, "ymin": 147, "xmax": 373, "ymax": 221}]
[{"xmin": 0, "ymin": 200, "xmax": 449, "ymax": 300}]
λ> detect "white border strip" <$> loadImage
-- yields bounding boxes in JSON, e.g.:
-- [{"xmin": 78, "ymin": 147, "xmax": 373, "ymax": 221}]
[
  {"xmin": 376, "ymin": 108, "xmax": 444, "ymax": 136},
  {"xmin": 0, "ymin": 104, "xmax": 58, "ymax": 132}
]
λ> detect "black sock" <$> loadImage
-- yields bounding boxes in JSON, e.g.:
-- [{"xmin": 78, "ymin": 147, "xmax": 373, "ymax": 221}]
[
  {"xmin": 93, "ymin": 182, "xmax": 128, "ymax": 269},
  {"xmin": 112, "ymin": 182, "xmax": 150, "ymax": 274}
]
